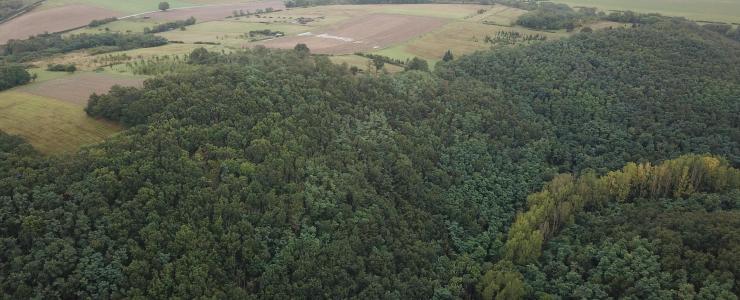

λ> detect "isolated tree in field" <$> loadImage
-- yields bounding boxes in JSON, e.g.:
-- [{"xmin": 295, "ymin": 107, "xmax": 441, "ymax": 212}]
[
  {"xmin": 442, "ymin": 49, "xmax": 454, "ymax": 62},
  {"xmin": 158, "ymin": 2, "xmax": 170, "ymax": 11},
  {"xmin": 188, "ymin": 47, "xmax": 211, "ymax": 64},
  {"xmin": 372, "ymin": 58, "xmax": 384, "ymax": 72},
  {"xmin": 294, "ymin": 43, "xmax": 310, "ymax": 57}
]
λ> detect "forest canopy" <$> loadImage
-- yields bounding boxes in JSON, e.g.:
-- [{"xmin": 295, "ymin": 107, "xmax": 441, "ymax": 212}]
[{"xmin": 1, "ymin": 18, "xmax": 739, "ymax": 299}]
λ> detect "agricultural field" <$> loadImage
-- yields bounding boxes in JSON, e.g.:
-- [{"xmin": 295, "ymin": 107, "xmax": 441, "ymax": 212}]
[
  {"xmin": 553, "ymin": 0, "xmax": 740, "ymax": 24},
  {"xmin": 465, "ymin": 3, "xmax": 528, "ymax": 25},
  {"xmin": 0, "ymin": 4, "xmax": 118, "ymax": 43},
  {"xmin": 41, "ymin": 0, "xmax": 195, "ymax": 13},
  {"xmin": 156, "ymin": 21, "xmax": 306, "ymax": 47},
  {"xmin": 374, "ymin": 16, "xmax": 567, "ymax": 63},
  {"xmin": 17, "ymin": 72, "xmax": 144, "ymax": 105},
  {"xmin": 0, "ymin": 90, "xmax": 121, "ymax": 154},
  {"xmin": 132, "ymin": 0, "xmax": 284, "ymax": 21},
  {"xmin": 252, "ymin": 3, "xmax": 553, "ymax": 60},
  {"xmin": 0, "ymin": 64, "xmax": 144, "ymax": 153},
  {"xmin": 259, "ymin": 13, "xmax": 447, "ymax": 54},
  {"xmin": 0, "ymin": 0, "xmax": 283, "ymax": 43},
  {"xmin": 33, "ymin": 43, "xmax": 216, "ymax": 73}
]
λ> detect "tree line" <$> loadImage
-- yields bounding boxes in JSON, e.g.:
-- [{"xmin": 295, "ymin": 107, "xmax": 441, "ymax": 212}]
[
  {"xmin": 144, "ymin": 17, "xmax": 197, "ymax": 34},
  {"xmin": 1, "ymin": 32, "xmax": 168, "ymax": 62}
]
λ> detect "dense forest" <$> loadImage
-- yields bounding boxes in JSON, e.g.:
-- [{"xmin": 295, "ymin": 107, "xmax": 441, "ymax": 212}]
[
  {"xmin": 0, "ymin": 64, "xmax": 30, "ymax": 90},
  {"xmin": 1, "ymin": 17, "xmax": 739, "ymax": 300}
]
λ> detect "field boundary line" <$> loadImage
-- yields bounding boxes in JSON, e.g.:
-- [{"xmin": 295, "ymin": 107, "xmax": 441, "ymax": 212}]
[
  {"xmin": 119, "ymin": 1, "xmax": 278, "ymax": 19},
  {"xmin": 0, "ymin": 0, "xmax": 46, "ymax": 25}
]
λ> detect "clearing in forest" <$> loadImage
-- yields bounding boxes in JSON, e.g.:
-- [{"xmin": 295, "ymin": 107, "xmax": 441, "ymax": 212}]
[
  {"xmin": 17, "ymin": 73, "xmax": 145, "ymax": 106},
  {"xmin": 375, "ymin": 20, "xmax": 568, "ymax": 62},
  {"xmin": 0, "ymin": 91, "xmax": 121, "ymax": 154}
]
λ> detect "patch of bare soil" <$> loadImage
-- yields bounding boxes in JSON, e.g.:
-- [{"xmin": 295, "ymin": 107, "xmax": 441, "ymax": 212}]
[
  {"xmin": 19, "ymin": 73, "xmax": 144, "ymax": 106},
  {"xmin": 258, "ymin": 13, "xmax": 447, "ymax": 54},
  {"xmin": 0, "ymin": 4, "xmax": 119, "ymax": 44}
]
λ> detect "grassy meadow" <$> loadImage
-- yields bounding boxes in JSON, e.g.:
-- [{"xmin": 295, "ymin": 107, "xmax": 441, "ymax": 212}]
[
  {"xmin": 553, "ymin": 0, "xmax": 740, "ymax": 24},
  {"xmin": 42, "ymin": 0, "xmax": 197, "ymax": 14},
  {"xmin": 0, "ymin": 91, "xmax": 121, "ymax": 154}
]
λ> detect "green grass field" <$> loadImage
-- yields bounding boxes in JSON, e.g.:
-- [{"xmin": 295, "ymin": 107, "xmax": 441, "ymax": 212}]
[
  {"xmin": 374, "ymin": 20, "xmax": 569, "ymax": 66},
  {"xmin": 157, "ymin": 20, "xmax": 307, "ymax": 47},
  {"xmin": 329, "ymin": 55, "xmax": 404, "ymax": 73},
  {"xmin": 44, "ymin": 0, "xmax": 197, "ymax": 14},
  {"xmin": 0, "ymin": 91, "xmax": 121, "ymax": 154},
  {"xmin": 26, "ymin": 68, "xmax": 72, "ymax": 82},
  {"xmin": 553, "ymin": 0, "xmax": 740, "ymax": 24},
  {"xmin": 466, "ymin": 4, "xmax": 528, "ymax": 25},
  {"xmin": 70, "ymin": 20, "xmax": 156, "ymax": 35},
  {"xmin": 368, "ymin": 4, "xmax": 486, "ymax": 19}
]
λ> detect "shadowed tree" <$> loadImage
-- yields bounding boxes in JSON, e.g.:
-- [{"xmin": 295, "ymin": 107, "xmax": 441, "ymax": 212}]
[
  {"xmin": 372, "ymin": 57, "xmax": 384, "ymax": 72},
  {"xmin": 294, "ymin": 43, "xmax": 310, "ymax": 57},
  {"xmin": 442, "ymin": 49, "xmax": 454, "ymax": 62},
  {"xmin": 158, "ymin": 2, "xmax": 170, "ymax": 11},
  {"xmin": 405, "ymin": 57, "xmax": 429, "ymax": 72}
]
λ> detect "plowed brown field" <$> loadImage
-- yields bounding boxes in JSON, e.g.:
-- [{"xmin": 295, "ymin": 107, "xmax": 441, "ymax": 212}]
[
  {"xmin": 0, "ymin": 5, "xmax": 119, "ymax": 44},
  {"xmin": 258, "ymin": 13, "xmax": 447, "ymax": 54},
  {"xmin": 18, "ymin": 73, "xmax": 144, "ymax": 106}
]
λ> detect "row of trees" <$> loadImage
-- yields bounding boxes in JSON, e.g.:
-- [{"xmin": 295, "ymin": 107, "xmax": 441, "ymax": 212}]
[
  {"xmin": 1, "ymin": 32, "xmax": 168, "ymax": 62},
  {"xmin": 144, "ymin": 17, "xmax": 196, "ymax": 34},
  {"xmin": 505, "ymin": 154, "xmax": 739, "ymax": 265},
  {"xmin": 515, "ymin": 2, "xmax": 679, "ymax": 31},
  {"xmin": 479, "ymin": 155, "xmax": 739, "ymax": 299},
  {"xmin": 88, "ymin": 17, "xmax": 118, "ymax": 28},
  {"xmin": 484, "ymin": 31, "xmax": 547, "ymax": 46},
  {"xmin": 46, "ymin": 63, "xmax": 77, "ymax": 72}
]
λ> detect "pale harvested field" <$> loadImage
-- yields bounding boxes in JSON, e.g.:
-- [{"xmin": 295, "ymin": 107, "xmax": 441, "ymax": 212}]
[
  {"xmin": 466, "ymin": 4, "xmax": 528, "ymax": 25},
  {"xmin": 18, "ymin": 73, "xmax": 144, "ymax": 105},
  {"xmin": 0, "ymin": 4, "xmax": 119, "ymax": 44},
  {"xmin": 259, "ymin": 13, "xmax": 446, "ymax": 54},
  {"xmin": 135, "ymin": 0, "xmax": 285, "ymax": 22}
]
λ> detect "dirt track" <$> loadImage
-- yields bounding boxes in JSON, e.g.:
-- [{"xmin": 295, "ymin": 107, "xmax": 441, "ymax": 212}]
[
  {"xmin": 258, "ymin": 13, "xmax": 447, "ymax": 54},
  {"xmin": 19, "ymin": 73, "xmax": 144, "ymax": 106},
  {"xmin": 137, "ymin": 0, "xmax": 285, "ymax": 22},
  {"xmin": 0, "ymin": 5, "xmax": 119, "ymax": 44}
]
